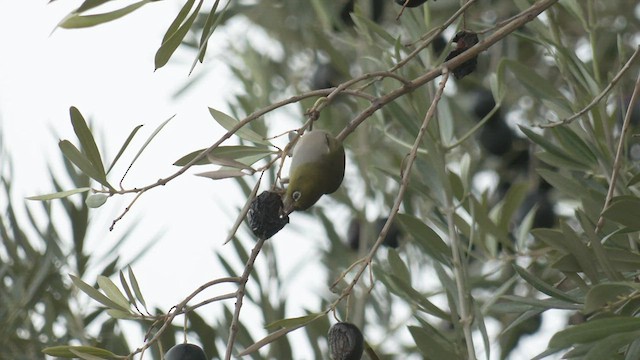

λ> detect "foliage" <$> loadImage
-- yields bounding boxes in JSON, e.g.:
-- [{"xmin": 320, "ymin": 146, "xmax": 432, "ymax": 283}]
[
  {"xmin": 0, "ymin": 140, "xmax": 151, "ymax": 359},
  {"xmin": 16, "ymin": 0, "xmax": 640, "ymax": 359}
]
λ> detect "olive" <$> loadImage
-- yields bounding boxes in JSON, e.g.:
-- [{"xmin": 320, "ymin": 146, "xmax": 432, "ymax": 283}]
[
  {"xmin": 394, "ymin": 0, "xmax": 429, "ymax": 8},
  {"xmin": 164, "ymin": 343, "xmax": 207, "ymax": 360},
  {"xmin": 347, "ymin": 217, "xmax": 401, "ymax": 250},
  {"xmin": 328, "ymin": 322, "xmax": 364, "ymax": 360},
  {"xmin": 247, "ymin": 191, "xmax": 289, "ymax": 240}
]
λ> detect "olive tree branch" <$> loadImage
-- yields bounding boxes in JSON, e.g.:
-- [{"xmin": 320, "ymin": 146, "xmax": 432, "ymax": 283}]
[
  {"xmin": 331, "ymin": 69, "xmax": 450, "ymax": 307},
  {"xmin": 537, "ymin": 45, "xmax": 640, "ymax": 128},
  {"xmin": 127, "ymin": 277, "xmax": 240, "ymax": 359},
  {"xmin": 225, "ymin": 237, "xmax": 267, "ymax": 360},
  {"xmin": 338, "ymin": 0, "xmax": 560, "ymax": 142},
  {"xmin": 595, "ymin": 71, "xmax": 640, "ymax": 233},
  {"xmin": 390, "ymin": 0, "xmax": 479, "ymax": 73}
]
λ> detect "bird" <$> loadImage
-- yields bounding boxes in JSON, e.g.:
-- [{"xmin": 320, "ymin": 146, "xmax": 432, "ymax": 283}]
[{"xmin": 283, "ymin": 130, "xmax": 345, "ymax": 213}]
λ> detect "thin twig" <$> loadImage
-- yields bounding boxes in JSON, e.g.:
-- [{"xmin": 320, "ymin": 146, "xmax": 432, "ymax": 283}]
[
  {"xmin": 445, "ymin": 157, "xmax": 477, "ymax": 360},
  {"xmin": 127, "ymin": 277, "xmax": 241, "ymax": 359},
  {"xmin": 537, "ymin": 45, "xmax": 640, "ymax": 128},
  {"xmin": 338, "ymin": 0, "xmax": 560, "ymax": 142},
  {"xmin": 595, "ymin": 72, "xmax": 640, "ymax": 233},
  {"xmin": 390, "ymin": 0, "xmax": 479, "ymax": 73},
  {"xmin": 109, "ymin": 191, "xmax": 143, "ymax": 231},
  {"xmin": 333, "ymin": 70, "xmax": 450, "ymax": 310},
  {"xmin": 225, "ymin": 237, "xmax": 266, "ymax": 360}
]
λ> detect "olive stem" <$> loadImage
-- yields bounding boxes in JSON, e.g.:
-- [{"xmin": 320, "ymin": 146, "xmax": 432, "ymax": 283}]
[
  {"xmin": 225, "ymin": 237, "xmax": 267, "ymax": 360},
  {"xmin": 126, "ymin": 277, "xmax": 240, "ymax": 359},
  {"xmin": 337, "ymin": 0, "xmax": 560, "ymax": 143},
  {"xmin": 595, "ymin": 72, "xmax": 640, "ymax": 233},
  {"xmin": 331, "ymin": 69, "xmax": 450, "ymax": 321},
  {"xmin": 537, "ymin": 45, "xmax": 640, "ymax": 128}
]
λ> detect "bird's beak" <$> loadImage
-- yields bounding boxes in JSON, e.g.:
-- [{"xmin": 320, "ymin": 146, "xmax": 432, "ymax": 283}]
[{"xmin": 282, "ymin": 195, "xmax": 295, "ymax": 216}]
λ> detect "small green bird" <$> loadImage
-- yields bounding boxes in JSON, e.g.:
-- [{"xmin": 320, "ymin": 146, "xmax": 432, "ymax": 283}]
[{"xmin": 283, "ymin": 130, "xmax": 345, "ymax": 213}]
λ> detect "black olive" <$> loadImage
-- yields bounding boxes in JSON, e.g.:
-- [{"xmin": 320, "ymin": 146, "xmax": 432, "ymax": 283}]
[
  {"xmin": 328, "ymin": 322, "xmax": 364, "ymax": 360},
  {"xmin": 347, "ymin": 217, "xmax": 401, "ymax": 250},
  {"xmin": 445, "ymin": 31, "xmax": 479, "ymax": 79},
  {"xmin": 394, "ymin": 0, "xmax": 429, "ymax": 8},
  {"xmin": 164, "ymin": 343, "xmax": 207, "ymax": 360},
  {"xmin": 247, "ymin": 191, "xmax": 289, "ymax": 239}
]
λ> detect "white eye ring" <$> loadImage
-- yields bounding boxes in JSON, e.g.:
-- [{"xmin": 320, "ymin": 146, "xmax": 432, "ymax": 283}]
[{"xmin": 292, "ymin": 191, "xmax": 302, "ymax": 202}]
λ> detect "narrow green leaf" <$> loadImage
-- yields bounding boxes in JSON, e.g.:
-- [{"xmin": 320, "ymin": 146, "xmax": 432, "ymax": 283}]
[
  {"xmin": 519, "ymin": 126, "xmax": 584, "ymax": 166},
  {"xmin": 195, "ymin": 170, "xmax": 248, "ymax": 180},
  {"xmin": 59, "ymin": 0, "xmax": 150, "ymax": 28},
  {"xmin": 70, "ymin": 348, "xmax": 109, "ymax": 360},
  {"xmin": 192, "ymin": 0, "xmax": 233, "ymax": 71},
  {"xmin": 239, "ymin": 313, "xmax": 324, "ymax": 356},
  {"xmin": 59, "ymin": 140, "xmax": 112, "ymax": 189},
  {"xmin": 550, "ymin": 126, "xmax": 597, "ymax": 167},
  {"xmin": 208, "ymin": 108, "xmax": 272, "ymax": 146},
  {"xmin": 387, "ymin": 274, "xmax": 449, "ymax": 319},
  {"xmin": 501, "ymin": 295, "xmax": 581, "ymax": 310},
  {"xmin": 119, "ymin": 270, "xmax": 137, "ymax": 308},
  {"xmin": 105, "ymin": 309, "xmax": 136, "ymax": 319},
  {"xmin": 533, "ymin": 224, "xmax": 599, "ymax": 283},
  {"xmin": 265, "ymin": 313, "xmax": 324, "ymax": 331},
  {"xmin": 496, "ymin": 182, "xmax": 529, "ymax": 231},
  {"xmin": 42, "ymin": 345, "xmax": 118, "ymax": 359},
  {"xmin": 585, "ymin": 331, "xmax": 640, "ymax": 360},
  {"xmin": 513, "ymin": 265, "xmax": 580, "ymax": 303},
  {"xmin": 97, "ymin": 275, "xmax": 131, "ymax": 311},
  {"xmin": 502, "ymin": 59, "xmax": 572, "ymax": 114},
  {"xmin": 173, "ymin": 145, "xmax": 275, "ymax": 166},
  {"xmin": 196, "ymin": 0, "xmax": 220, "ymax": 63},
  {"xmin": 537, "ymin": 168, "xmax": 587, "ymax": 201},
  {"xmin": 128, "ymin": 267, "xmax": 148, "ymax": 311},
  {"xmin": 627, "ymin": 172, "xmax": 640, "ymax": 187},
  {"xmin": 69, "ymin": 106, "xmax": 106, "ymax": 179},
  {"xmin": 161, "ymin": 0, "xmax": 195, "ymax": 44},
  {"xmin": 154, "ymin": 0, "xmax": 203, "ymax": 70},
  {"xmin": 396, "ymin": 213, "xmax": 450, "ymax": 264},
  {"xmin": 387, "ymin": 249, "xmax": 411, "ymax": 283},
  {"xmin": 535, "ymin": 150, "xmax": 590, "ymax": 171},
  {"xmin": 76, "ymin": 0, "xmax": 111, "ymax": 13},
  {"xmin": 549, "ymin": 317, "xmax": 640, "ymax": 349},
  {"xmin": 85, "ymin": 194, "xmax": 108, "ymax": 208},
  {"xmin": 602, "ymin": 197, "xmax": 640, "ymax": 230},
  {"xmin": 122, "ymin": 115, "xmax": 175, "ymax": 181},
  {"xmin": 69, "ymin": 275, "xmax": 129, "ymax": 312},
  {"xmin": 408, "ymin": 326, "xmax": 457, "ymax": 359},
  {"xmin": 205, "ymin": 155, "xmax": 256, "ymax": 171},
  {"xmin": 474, "ymin": 301, "xmax": 491, "ymax": 360},
  {"xmin": 584, "ymin": 283, "xmax": 637, "ymax": 314},
  {"xmin": 26, "ymin": 187, "xmax": 91, "ymax": 201},
  {"xmin": 107, "ymin": 124, "xmax": 143, "ymax": 174},
  {"xmin": 352, "ymin": 12, "xmax": 396, "ymax": 46}
]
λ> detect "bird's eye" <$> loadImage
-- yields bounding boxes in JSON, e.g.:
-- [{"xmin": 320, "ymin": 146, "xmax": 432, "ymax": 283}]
[{"xmin": 292, "ymin": 191, "xmax": 302, "ymax": 202}]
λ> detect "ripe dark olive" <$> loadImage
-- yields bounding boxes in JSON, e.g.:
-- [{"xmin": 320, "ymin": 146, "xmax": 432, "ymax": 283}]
[
  {"xmin": 311, "ymin": 63, "xmax": 342, "ymax": 90},
  {"xmin": 347, "ymin": 217, "xmax": 401, "ymax": 250},
  {"xmin": 328, "ymin": 322, "xmax": 364, "ymax": 360},
  {"xmin": 247, "ymin": 191, "xmax": 289, "ymax": 240},
  {"xmin": 432, "ymin": 34, "xmax": 447, "ymax": 57},
  {"xmin": 394, "ymin": 0, "xmax": 429, "ymax": 8},
  {"xmin": 479, "ymin": 119, "xmax": 514, "ymax": 156},
  {"xmin": 445, "ymin": 31, "xmax": 479, "ymax": 79},
  {"xmin": 515, "ymin": 187, "xmax": 557, "ymax": 229},
  {"xmin": 165, "ymin": 343, "xmax": 207, "ymax": 360}
]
